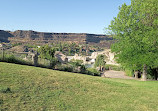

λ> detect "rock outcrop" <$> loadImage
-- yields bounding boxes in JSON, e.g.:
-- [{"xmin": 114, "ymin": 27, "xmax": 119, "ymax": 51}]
[
  {"xmin": 0, "ymin": 30, "xmax": 13, "ymax": 42},
  {"xmin": 0, "ymin": 30, "xmax": 113, "ymax": 48},
  {"xmin": 90, "ymin": 49, "xmax": 119, "ymax": 65}
]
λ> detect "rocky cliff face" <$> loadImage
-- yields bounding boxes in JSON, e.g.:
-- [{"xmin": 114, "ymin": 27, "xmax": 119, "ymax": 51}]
[
  {"xmin": 0, "ymin": 30, "xmax": 113, "ymax": 47},
  {"xmin": 0, "ymin": 30, "xmax": 13, "ymax": 42}
]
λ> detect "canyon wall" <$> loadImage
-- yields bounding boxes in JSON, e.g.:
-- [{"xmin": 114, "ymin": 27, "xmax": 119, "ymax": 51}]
[{"xmin": 0, "ymin": 30, "xmax": 113, "ymax": 48}]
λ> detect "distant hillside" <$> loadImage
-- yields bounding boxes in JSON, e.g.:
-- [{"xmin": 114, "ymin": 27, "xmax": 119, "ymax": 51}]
[{"xmin": 0, "ymin": 30, "xmax": 114, "ymax": 48}]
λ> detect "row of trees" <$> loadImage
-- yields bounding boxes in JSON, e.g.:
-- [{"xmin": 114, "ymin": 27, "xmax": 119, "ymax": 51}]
[
  {"xmin": 107, "ymin": 0, "xmax": 158, "ymax": 80},
  {"xmin": 51, "ymin": 42, "xmax": 103, "ymax": 56},
  {"xmin": 37, "ymin": 45, "xmax": 102, "ymax": 76}
]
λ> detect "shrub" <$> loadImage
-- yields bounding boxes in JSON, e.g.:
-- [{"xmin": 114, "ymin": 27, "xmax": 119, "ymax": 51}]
[
  {"xmin": 105, "ymin": 64, "xmax": 123, "ymax": 71},
  {"xmin": 147, "ymin": 68, "xmax": 158, "ymax": 80},
  {"xmin": 124, "ymin": 68, "xmax": 134, "ymax": 77},
  {"xmin": 80, "ymin": 65, "xmax": 86, "ymax": 73},
  {"xmin": 55, "ymin": 64, "xmax": 73, "ymax": 72},
  {"xmin": 0, "ymin": 54, "xmax": 32, "ymax": 65},
  {"xmin": 0, "ymin": 99, "xmax": 3, "ymax": 105},
  {"xmin": 94, "ymin": 54, "xmax": 106, "ymax": 72},
  {"xmin": 87, "ymin": 68, "xmax": 100, "ymax": 76},
  {"xmin": 69, "ymin": 59, "xmax": 83, "ymax": 66}
]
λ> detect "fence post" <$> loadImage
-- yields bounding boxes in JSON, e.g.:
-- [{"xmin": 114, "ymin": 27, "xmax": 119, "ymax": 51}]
[
  {"xmin": 2, "ymin": 47, "xmax": 4, "ymax": 61},
  {"xmin": 32, "ymin": 53, "xmax": 38, "ymax": 66}
]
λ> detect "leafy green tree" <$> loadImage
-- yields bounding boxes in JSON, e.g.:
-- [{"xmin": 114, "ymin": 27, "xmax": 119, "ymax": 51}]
[
  {"xmin": 94, "ymin": 54, "xmax": 106, "ymax": 72},
  {"xmin": 38, "ymin": 45, "xmax": 57, "ymax": 68},
  {"xmin": 107, "ymin": 0, "xmax": 158, "ymax": 80}
]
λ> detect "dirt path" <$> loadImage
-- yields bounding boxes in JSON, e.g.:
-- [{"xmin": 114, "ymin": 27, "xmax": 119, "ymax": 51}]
[{"xmin": 102, "ymin": 70, "xmax": 135, "ymax": 79}]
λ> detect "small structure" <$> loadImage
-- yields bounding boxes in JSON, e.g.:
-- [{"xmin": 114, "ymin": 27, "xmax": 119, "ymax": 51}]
[
  {"xmin": 0, "ymin": 43, "xmax": 3, "ymax": 48},
  {"xmin": 55, "ymin": 51, "xmax": 68, "ymax": 64},
  {"xmin": 90, "ymin": 49, "xmax": 119, "ymax": 66}
]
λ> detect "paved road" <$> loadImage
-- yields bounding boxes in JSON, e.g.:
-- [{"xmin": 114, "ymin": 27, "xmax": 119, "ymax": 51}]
[{"xmin": 102, "ymin": 70, "xmax": 135, "ymax": 79}]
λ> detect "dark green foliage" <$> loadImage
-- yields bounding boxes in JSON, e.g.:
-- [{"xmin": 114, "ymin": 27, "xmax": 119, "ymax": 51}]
[
  {"xmin": 69, "ymin": 59, "xmax": 83, "ymax": 67},
  {"xmin": 51, "ymin": 42, "xmax": 103, "ymax": 56},
  {"xmin": 94, "ymin": 54, "xmax": 106, "ymax": 71},
  {"xmin": 55, "ymin": 60, "xmax": 100, "ymax": 76},
  {"xmin": 80, "ymin": 65, "xmax": 86, "ymax": 74},
  {"xmin": 124, "ymin": 68, "xmax": 134, "ymax": 77},
  {"xmin": 0, "ymin": 99, "xmax": 3, "ymax": 105},
  {"xmin": 38, "ymin": 45, "xmax": 57, "ymax": 68},
  {"xmin": 0, "ymin": 54, "xmax": 32, "ymax": 65},
  {"xmin": 147, "ymin": 67, "xmax": 158, "ymax": 80},
  {"xmin": 38, "ymin": 45, "xmax": 56, "ymax": 60},
  {"xmin": 56, "ymin": 64, "xmax": 73, "ymax": 72},
  {"xmin": 87, "ymin": 68, "xmax": 100, "ymax": 76},
  {"xmin": 107, "ymin": 0, "xmax": 158, "ymax": 80},
  {"xmin": 105, "ymin": 64, "xmax": 123, "ymax": 71},
  {"xmin": 56, "ymin": 59, "xmax": 87, "ymax": 74}
]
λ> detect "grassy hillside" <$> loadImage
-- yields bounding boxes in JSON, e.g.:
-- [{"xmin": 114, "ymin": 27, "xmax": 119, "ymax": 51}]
[{"xmin": 0, "ymin": 62, "xmax": 158, "ymax": 111}]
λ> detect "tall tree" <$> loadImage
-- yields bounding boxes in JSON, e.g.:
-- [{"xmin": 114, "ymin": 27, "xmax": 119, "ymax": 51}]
[
  {"xmin": 107, "ymin": 0, "xmax": 158, "ymax": 81},
  {"xmin": 94, "ymin": 54, "xmax": 106, "ymax": 72},
  {"xmin": 38, "ymin": 45, "xmax": 57, "ymax": 67}
]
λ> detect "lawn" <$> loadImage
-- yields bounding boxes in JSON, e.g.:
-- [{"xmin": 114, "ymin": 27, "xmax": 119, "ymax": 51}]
[{"xmin": 0, "ymin": 62, "xmax": 158, "ymax": 111}]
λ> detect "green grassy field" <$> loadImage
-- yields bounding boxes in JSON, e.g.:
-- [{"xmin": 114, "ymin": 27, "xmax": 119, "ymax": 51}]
[{"xmin": 0, "ymin": 62, "xmax": 158, "ymax": 111}]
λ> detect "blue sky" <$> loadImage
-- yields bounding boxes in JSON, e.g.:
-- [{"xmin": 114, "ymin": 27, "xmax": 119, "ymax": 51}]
[{"xmin": 0, "ymin": 0, "xmax": 131, "ymax": 34}]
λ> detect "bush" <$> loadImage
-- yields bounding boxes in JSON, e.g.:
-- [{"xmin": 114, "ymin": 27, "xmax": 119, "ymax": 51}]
[
  {"xmin": 69, "ymin": 59, "xmax": 83, "ymax": 66},
  {"xmin": 80, "ymin": 65, "xmax": 86, "ymax": 73},
  {"xmin": 55, "ymin": 63, "xmax": 101, "ymax": 76},
  {"xmin": 0, "ymin": 54, "xmax": 32, "ymax": 65},
  {"xmin": 55, "ymin": 64, "xmax": 73, "ymax": 72},
  {"xmin": 87, "ymin": 68, "xmax": 100, "ymax": 76},
  {"xmin": 105, "ymin": 64, "xmax": 123, "ymax": 71},
  {"xmin": 124, "ymin": 68, "xmax": 134, "ymax": 77},
  {"xmin": 147, "ymin": 68, "xmax": 158, "ymax": 80}
]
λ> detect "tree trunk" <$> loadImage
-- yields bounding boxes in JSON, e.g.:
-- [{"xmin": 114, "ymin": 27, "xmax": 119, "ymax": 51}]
[
  {"xmin": 2, "ymin": 47, "xmax": 4, "ymax": 61},
  {"xmin": 134, "ymin": 71, "xmax": 138, "ymax": 79},
  {"xmin": 101, "ymin": 66, "xmax": 103, "ymax": 72},
  {"xmin": 141, "ymin": 64, "xmax": 147, "ymax": 81},
  {"xmin": 154, "ymin": 68, "xmax": 158, "ymax": 80},
  {"xmin": 99, "ymin": 66, "xmax": 101, "ymax": 71}
]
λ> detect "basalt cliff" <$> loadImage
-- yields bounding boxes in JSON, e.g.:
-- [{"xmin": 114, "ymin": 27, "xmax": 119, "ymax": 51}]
[{"xmin": 0, "ymin": 30, "xmax": 113, "ymax": 48}]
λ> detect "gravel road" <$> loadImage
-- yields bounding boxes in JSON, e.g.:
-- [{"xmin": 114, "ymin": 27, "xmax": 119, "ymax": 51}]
[{"xmin": 102, "ymin": 70, "xmax": 135, "ymax": 79}]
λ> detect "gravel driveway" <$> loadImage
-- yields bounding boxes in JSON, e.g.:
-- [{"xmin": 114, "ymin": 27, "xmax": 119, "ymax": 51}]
[{"xmin": 102, "ymin": 70, "xmax": 135, "ymax": 79}]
